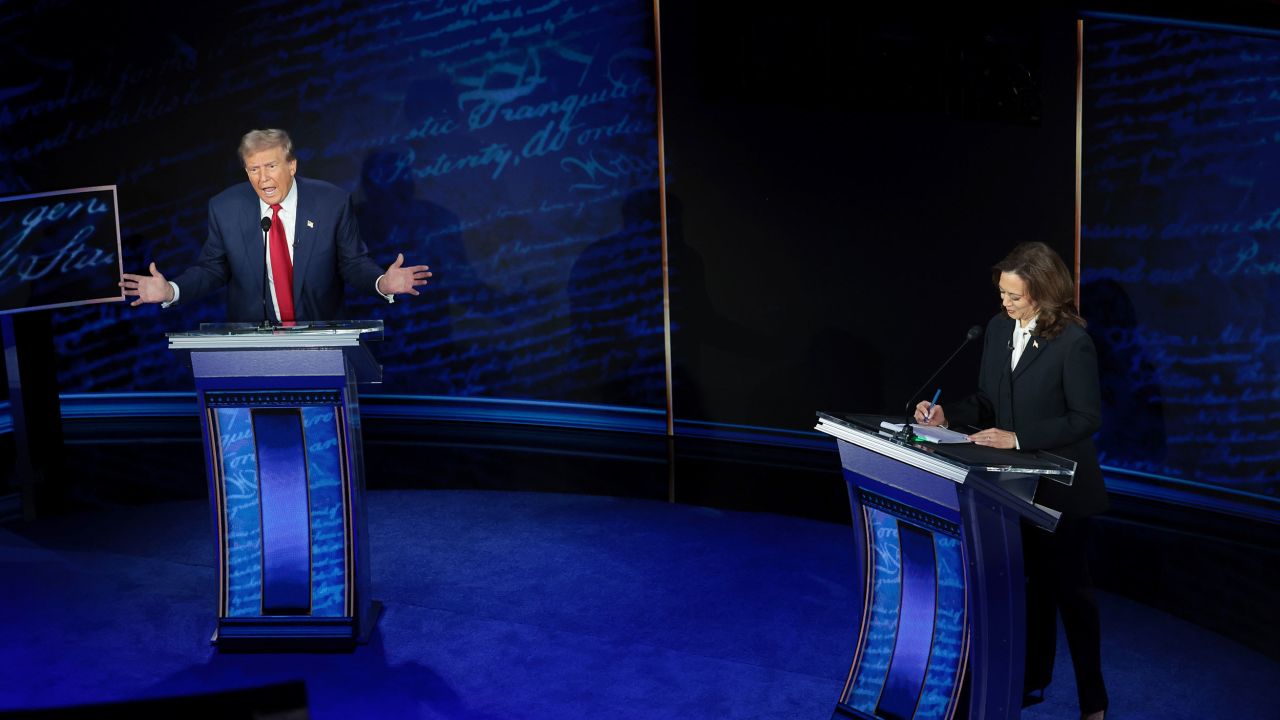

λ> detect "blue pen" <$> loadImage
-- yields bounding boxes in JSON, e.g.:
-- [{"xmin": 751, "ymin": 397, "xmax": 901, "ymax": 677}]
[{"xmin": 923, "ymin": 388, "xmax": 941, "ymax": 423}]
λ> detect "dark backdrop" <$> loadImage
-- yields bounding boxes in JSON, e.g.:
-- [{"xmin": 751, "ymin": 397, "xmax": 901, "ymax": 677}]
[{"xmin": 662, "ymin": 3, "xmax": 1075, "ymax": 431}]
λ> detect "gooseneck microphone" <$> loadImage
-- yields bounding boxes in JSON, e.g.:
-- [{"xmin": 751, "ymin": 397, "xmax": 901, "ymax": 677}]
[
  {"xmin": 903, "ymin": 325, "xmax": 983, "ymax": 415},
  {"xmin": 260, "ymin": 216, "xmax": 273, "ymax": 328}
]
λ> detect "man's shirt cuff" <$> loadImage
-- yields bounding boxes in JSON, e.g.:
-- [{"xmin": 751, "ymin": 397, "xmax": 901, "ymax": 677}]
[{"xmin": 375, "ymin": 275, "xmax": 394, "ymax": 303}]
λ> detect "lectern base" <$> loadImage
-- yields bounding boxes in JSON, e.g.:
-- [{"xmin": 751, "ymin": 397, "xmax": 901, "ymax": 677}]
[{"xmin": 211, "ymin": 601, "xmax": 383, "ymax": 651}]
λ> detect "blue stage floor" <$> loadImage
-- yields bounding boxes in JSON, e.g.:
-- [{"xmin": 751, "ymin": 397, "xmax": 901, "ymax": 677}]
[{"xmin": 1, "ymin": 490, "xmax": 1277, "ymax": 719}]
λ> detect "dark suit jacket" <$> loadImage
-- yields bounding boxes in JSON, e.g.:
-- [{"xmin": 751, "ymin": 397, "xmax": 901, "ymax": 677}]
[
  {"xmin": 946, "ymin": 312, "xmax": 1110, "ymax": 517},
  {"xmin": 172, "ymin": 177, "xmax": 384, "ymax": 322}
]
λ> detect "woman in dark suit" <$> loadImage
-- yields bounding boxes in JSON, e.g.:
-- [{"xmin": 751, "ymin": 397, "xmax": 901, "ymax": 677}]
[{"xmin": 914, "ymin": 242, "xmax": 1108, "ymax": 720}]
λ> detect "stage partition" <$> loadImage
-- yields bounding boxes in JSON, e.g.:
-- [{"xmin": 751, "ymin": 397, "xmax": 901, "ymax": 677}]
[
  {"xmin": 816, "ymin": 412, "xmax": 1072, "ymax": 720},
  {"xmin": 1, "ymin": 185, "xmax": 124, "ymax": 519},
  {"xmin": 169, "ymin": 321, "xmax": 382, "ymax": 648}
]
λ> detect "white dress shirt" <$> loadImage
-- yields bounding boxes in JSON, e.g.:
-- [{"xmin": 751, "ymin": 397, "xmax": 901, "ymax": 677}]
[
  {"xmin": 1007, "ymin": 315, "xmax": 1038, "ymax": 449},
  {"xmin": 259, "ymin": 183, "xmax": 299, "ymax": 322},
  {"xmin": 1011, "ymin": 316, "xmax": 1038, "ymax": 370}
]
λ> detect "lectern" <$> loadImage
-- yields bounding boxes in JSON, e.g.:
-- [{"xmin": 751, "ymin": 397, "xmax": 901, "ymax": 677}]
[
  {"xmin": 815, "ymin": 412, "xmax": 1073, "ymax": 720},
  {"xmin": 169, "ymin": 322, "xmax": 384, "ymax": 649}
]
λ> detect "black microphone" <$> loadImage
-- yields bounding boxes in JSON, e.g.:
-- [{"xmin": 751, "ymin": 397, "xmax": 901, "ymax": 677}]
[
  {"xmin": 903, "ymin": 325, "xmax": 983, "ymax": 414},
  {"xmin": 260, "ymin": 216, "xmax": 273, "ymax": 328}
]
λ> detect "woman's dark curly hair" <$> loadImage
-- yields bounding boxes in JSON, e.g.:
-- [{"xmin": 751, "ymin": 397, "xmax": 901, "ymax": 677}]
[{"xmin": 992, "ymin": 242, "xmax": 1085, "ymax": 340}]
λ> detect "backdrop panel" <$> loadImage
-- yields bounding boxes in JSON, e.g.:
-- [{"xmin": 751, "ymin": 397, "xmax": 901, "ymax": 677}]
[
  {"xmin": 0, "ymin": 0, "xmax": 664, "ymax": 407},
  {"xmin": 1081, "ymin": 17, "xmax": 1280, "ymax": 503}
]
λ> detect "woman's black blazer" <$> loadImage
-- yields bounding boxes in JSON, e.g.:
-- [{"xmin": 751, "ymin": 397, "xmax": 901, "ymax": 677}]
[{"xmin": 946, "ymin": 312, "xmax": 1110, "ymax": 517}]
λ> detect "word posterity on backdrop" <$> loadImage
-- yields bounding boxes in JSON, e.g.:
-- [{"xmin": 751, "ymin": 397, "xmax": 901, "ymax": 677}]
[
  {"xmin": 0, "ymin": 1, "xmax": 664, "ymax": 408},
  {"xmin": 1081, "ymin": 19, "xmax": 1280, "ymax": 502}
]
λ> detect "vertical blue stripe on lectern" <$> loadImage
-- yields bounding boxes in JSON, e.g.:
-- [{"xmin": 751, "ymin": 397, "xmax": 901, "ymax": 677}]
[
  {"xmin": 847, "ymin": 508, "xmax": 901, "ymax": 714},
  {"xmin": 303, "ymin": 406, "xmax": 346, "ymax": 617},
  {"xmin": 916, "ymin": 533, "xmax": 966, "ymax": 719},
  {"xmin": 876, "ymin": 522, "xmax": 937, "ymax": 720},
  {"xmin": 218, "ymin": 407, "xmax": 263, "ymax": 617},
  {"xmin": 253, "ymin": 409, "xmax": 312, "ymax": 615}
]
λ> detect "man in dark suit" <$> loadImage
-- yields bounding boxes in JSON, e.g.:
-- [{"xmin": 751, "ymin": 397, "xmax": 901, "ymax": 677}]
[
  {"xmin": 121, "ymin": 129, "xmax": 430, "ymax": 321},
  {"xmin": 914, "ymin": 242, "xmax": 1109, "ymax": 720}
]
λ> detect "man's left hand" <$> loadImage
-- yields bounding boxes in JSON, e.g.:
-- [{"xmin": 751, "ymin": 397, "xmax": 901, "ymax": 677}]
[{"xmin": 378, "ymin": 253, "xmax": 432, "ymax": 296}]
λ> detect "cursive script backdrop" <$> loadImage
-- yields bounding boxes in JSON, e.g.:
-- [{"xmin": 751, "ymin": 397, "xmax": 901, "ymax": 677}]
[
  {"xmin": 1081, "ymin": 19, "xmax": 1280, "ymax": 501},
  {"xmin": 0, "ymin": 0, "xmax": 664, "ymax": 406},
  {"xmin": 0, "ymin": 186, "xmax": 123, "ymax": 314}
]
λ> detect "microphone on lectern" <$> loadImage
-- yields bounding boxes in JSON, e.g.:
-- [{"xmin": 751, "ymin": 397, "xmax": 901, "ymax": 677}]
[
  {"xmin": 260, "ymin": 216, "xmax": 273, "ymax": 328},
  {"xmin": 903, "ymin": 325, "xmax": 983, "ymax": 414}
]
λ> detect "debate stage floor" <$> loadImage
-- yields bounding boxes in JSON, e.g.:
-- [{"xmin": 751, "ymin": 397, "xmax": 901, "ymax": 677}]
[{"xmin": 1, "ymin": 489, "xmax": 1277, "ymax": 719}]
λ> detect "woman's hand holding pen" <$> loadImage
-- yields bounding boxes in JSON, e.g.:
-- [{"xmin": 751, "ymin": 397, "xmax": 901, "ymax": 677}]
[{"xmin": 913, "ymin": 400, "xmax": 947, "ymax": 427}]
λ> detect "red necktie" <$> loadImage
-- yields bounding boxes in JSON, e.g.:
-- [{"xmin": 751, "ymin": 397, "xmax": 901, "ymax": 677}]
[{"xmin": 268, "ymin": 203, "xmax": 295, "ymax": 322}]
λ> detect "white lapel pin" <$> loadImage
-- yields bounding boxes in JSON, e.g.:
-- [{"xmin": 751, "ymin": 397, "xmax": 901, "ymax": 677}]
[
  {"xmin": 1032, "ymin": 340, "xmax": 1039, "ymax": 349},
  {"xmin": 306, "ymin": 220, "xmax": 315, "ymax": 228}
]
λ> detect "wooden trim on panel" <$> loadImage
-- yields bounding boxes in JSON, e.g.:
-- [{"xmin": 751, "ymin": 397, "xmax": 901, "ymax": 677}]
[
  {"xmin": 653, "ymin": 0, "xmax": 674, "ymax": 437},
  {"xmin": 1075, "ymin": 18, "xmax": 1084, "ymax": 309}
]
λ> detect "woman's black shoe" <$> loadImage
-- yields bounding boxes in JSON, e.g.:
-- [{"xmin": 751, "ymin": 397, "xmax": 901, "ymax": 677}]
[{"xmin": 1021, "ymin": 688, "xmax": 1046, "ymax": 708}]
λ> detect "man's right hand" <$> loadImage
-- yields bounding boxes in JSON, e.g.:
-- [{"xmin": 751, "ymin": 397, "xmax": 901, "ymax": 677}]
[{"xmin": 120, "ymin": 262, "xmax": 174, "ymax": 306}]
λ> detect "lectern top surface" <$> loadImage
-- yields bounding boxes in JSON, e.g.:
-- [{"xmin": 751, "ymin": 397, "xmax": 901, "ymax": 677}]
[
  {"xmin": 167, "ymin": 320, "xmax": 383, "ymax": 349},
  {"xmin": 816, "ymin": 411, "xmax": 1075, "ymax": 478},
  {"xmin": 193, "ymin": 319, "xmax": 382, "ymax": 336}
]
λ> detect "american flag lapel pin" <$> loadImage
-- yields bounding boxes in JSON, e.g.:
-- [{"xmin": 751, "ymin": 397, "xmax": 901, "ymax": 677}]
[{"xmin": 306, "ymin": 220, "xmax": 315, "ymax": 228}]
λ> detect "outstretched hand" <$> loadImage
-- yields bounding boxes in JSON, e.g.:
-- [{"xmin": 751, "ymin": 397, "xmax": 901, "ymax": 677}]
[
  {"xmin": 377, "ymin": 253, "xmax": 432, "ymax": 296},
  {"xmin": 120, "ymin": 263, "xmax": 173, "ymax": 306}
]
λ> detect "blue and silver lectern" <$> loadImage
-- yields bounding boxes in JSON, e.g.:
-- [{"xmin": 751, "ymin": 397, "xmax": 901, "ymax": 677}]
[
  {"xmin": 815, "ymin": 412, "xmax": 1072, "ymax": 720},
  {"xmin": 169, "ymin": 321, "xmax": 384, "ymax": 649}
]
